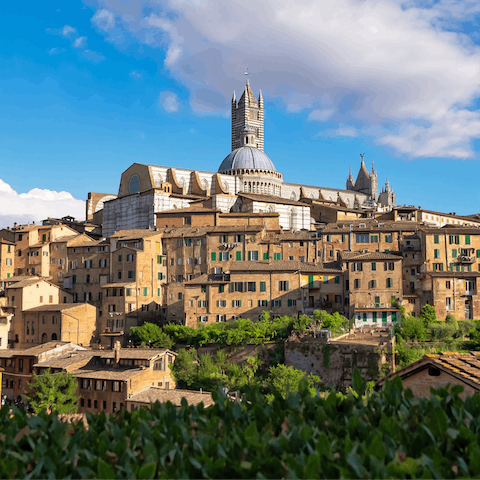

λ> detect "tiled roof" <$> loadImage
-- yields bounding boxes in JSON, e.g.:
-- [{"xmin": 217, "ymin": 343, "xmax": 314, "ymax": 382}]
[
  {"xmin": 229, "ymin": 261, "xmax": 342, "ymax": 273},
  {"xmin": 111, "ymin": 229, "xmax": 161, "ymax": 240},
  {"xmin": 100, "ymin": 348, "xmax": 176, "ymax": 360},
  {"xmin": 34, "ymin": 351, "xmax": 98, "ymax": 369},
  {"xmin": 239, "ymin": 193, "xmax": 309, "ymax": 207},
  {"xmin": 260, "ymin": 231, "xmax": 313, "ymax": 243},
  {"xmin": 128, "ymin": 387, "xmax": 215, "ymax": 407},
  {"xmin": 321, "ymin": 221, "xmax": 420, "ymax": 233},
  {"xmin": 101, "ymin": 282, "xmax": 135, "ymax": 288},
  {"xmin": 339, "ymin": 251, "xmax": 402, "ymax": 261},
  {"xmin": 6, "ymin": 278, "xmax": 45, "ymax": 289},
  {"xmin": 427, "ymin": 271, "xmax": 480, "ymax": 278},
  {"xmin": 418, "ymin": 227, "xmax": 480, "ymax": 234},
  {"xmin": 378, "ymin": 352, "xmax": 480, "ymax": 391},
  {"xmin": 19, "ymin": 341, "xmax": 82, "ymax": 357},
  {"xmin": 23, "ymin": 303, "xmax": 88, "ymax": 312},
  {"xmin": 70, "ymin": 367, "xmax": 145, "ymax": 381},
  {"xmin": 51, "ymin": 235, "xmax": 82, "ymax": 244}
]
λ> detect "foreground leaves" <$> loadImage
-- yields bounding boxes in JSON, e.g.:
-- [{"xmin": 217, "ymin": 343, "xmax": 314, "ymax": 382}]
[{"xmin": 1, "ymin": 378, "xmax": 480, "ymax": 479}]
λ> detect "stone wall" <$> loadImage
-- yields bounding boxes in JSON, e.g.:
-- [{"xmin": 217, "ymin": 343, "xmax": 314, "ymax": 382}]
[{"xmin": 284, "ymin": 330, "xmax": 394, "ymax": 390}]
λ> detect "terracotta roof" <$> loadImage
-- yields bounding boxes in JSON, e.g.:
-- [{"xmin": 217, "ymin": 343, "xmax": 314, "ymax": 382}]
[
  {"xmin": 100, "ymin": 348, "xmax": 176, "ymax": 360},
  {"xmin": 3, "ymin": 275, "xmax": 41, "ymax": 283},
  {"xmin": 23, "ymin": 303, "xmax": 89, "ymax": 313},
  {"xmin": 418, "ymin": 227, "xmax": 480, "ymax": 234},
  {"xmin": 18, "ymin": 341, "xmax": 83, "ymax": 357},
  {"xmin": 0, "ymin": 239, "xmax": 15, "ymax": 245},
  {"xmin": 377, "ymin": 352, "xmax": 480, "ymax": 391},
  {"xmin": 34, "ymin": 351, "xmax": 98, "ymax": 369},
  {"xmin": 427, "ymin": 271, "xmax": 480, "ymax": 278},
  {"xmin": 51, "ymin": 235, "xmax": 82, "ymax": 244},
  {"xmin": 321, "ymin": 221, "xmax": 420, "ymax": 233},
  {"xmin": 101, "ymin": 282, "xmax": 135, "ymax": 288},
  {"xmin": 0, "ymin": 349, "xmax": 26, "ymax": 358},
  {"xmin": 6, "ymin": 278, "xmax": 46, "ymax": 289},
  {"xmin": 229, "ymin": 260, "xmax": 342, "ymax": 273},
  {"xmin": 70, "ymin": 367, "xmax": 145, "ymax": 381},
  {"xmin": 128, "ymin": 387, "xmax": 215, "ymax": 407},
  {"xmin": 239, "ymin": 193, "xmax": 309, "ymax": 207},
  {"xmin": 260, "ymin": 231, "xmax": 314, "ymax": 243},
  {"xmin": 339, "ymin": 251, "xmax": 402, "ymax": 261},
  {"xmin": 69, "ymin": 240, "xmax": 102, "ymax": 248},
  {"xmin": 111, "ymin": 229, "xmax": 161, "ymax": 240}
]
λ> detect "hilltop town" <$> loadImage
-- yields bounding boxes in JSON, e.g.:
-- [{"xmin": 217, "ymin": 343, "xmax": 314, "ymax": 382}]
[{"xmin": 2, "ymin": 80, "xmax": 480, "ymax": 411}]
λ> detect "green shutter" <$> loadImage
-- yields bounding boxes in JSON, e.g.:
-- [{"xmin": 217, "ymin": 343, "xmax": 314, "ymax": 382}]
[
  {"xmin": 372, "ymin": 312, "xmax": 377, "ymax": 322},
  {"xmin": 288, "ymin": 299, "xmax": 292, "ymax": 307},
  {"xmin": 452, "ymin": 249, "xmax": 457, "ymax": 258},
  {"xmin": 286, "ymin": 281, "xmax": 289, "ymax": 291},
  {"xmin": 260, "ymin": 281, "xmax": 266, "ymax": 292},
  {"xmin": 248, "ymin": 251, "xmax": 251, "ymax": 261},
  {"xmin": 198, "ymin": 301, "xmax": 202, "ymax": 307},
  {"xmin": 263, "ymin": 252, "xmax": 268, "ymax": 260},
  {"xmin": 308, "ymin": 275, "xmax": 313, "ymax": 287},
  {"xmin": 434, "ymin": 235, "xmax": 439, "ymax": 244},
  {"xmin": 271, "ymin": 300, "xmax": 274, "ymax": 307},
  {"xmin": 216, "ymin": 300, "xmax": 219, "ymax": 307},
  {"xmin": 466, "ymin": 235, "xmax": 471, "ymax": 245},
  {"xmin": 278, "ymin": 300, "xmax": 281, "ymax": 307},
  {"xmin": 477, "ymin": 250, "xmax": 480, "ymax": 258},
  {"xmin": 220, "ymin": 285, "xmax": 224, "ymax": 293},
  {"xmin": 211, "ymin": 252, "xmax": 216, "ymax": 261},
  {"xmin": 239, "ymin": 300, "xmax": 241, "ymax": 307},
  {"xmin": 236, "ymin": 251, "xmax": 242, "ymax": 261},
  {"xmin": 375, "ymin": 296, "xmax": 380, "ymax": 306},
  {"xmin": 335, "ymin": 276, "xmax": 340, "ymax": 284}
]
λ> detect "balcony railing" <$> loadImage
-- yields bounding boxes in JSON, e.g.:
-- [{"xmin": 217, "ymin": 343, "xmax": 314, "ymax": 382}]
[{"xmin": 458, "ymin": 256, "xmax": 475, "ymax": 264}]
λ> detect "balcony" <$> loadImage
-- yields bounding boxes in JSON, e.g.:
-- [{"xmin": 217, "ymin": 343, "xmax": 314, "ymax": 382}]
[
  {"xmin": 403, "ymin": 245, "xmax": 420, "ymax": 251},
  {"xmin": 458, "ymin": 256, "xmax": 475, "ymax": 264},
  {"xmin": 212, "ymin": 273, "xmax": 230, "ymax": 282}
]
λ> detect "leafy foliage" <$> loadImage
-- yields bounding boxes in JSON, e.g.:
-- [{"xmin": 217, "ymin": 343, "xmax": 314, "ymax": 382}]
[
  {"xmin": 3, "ymin": 378, "xmax": 480, "ymax": 478},
  {"xmin": 267, "ymin": 364, "xmax": 321, "ymax": 399},
  {"xmin": 25, "ymin": 369, "xmax": 79, "ymax": 414},
  {"xmin": 130, "ymin": 323, "xmax": 175, "ymax": 349},
  {"xmin": 419, "ymin": 304, "xmax": 437, "ymax": 327},
  {"xmin": 397, "ymin": 316, "xmax": 427, "ymax": 342}
]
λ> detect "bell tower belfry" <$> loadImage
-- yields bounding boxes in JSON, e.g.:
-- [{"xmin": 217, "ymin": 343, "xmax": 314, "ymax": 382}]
[{"xmin": 231, "ymin": 76, "xmax": 264, "ymax": 152}]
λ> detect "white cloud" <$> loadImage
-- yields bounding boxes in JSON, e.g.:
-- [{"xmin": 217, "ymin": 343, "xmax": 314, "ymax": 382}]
[
  {"xmin": 47, "ymin": 47, "xmax": 65, "ymax": 55},
  {"xmin": 0, "ymin": 179, "xmax": 85, "ymax": 229},
  {"xmin": 89, "ymin": 0, "xmax": 480, "ymax": 159},
  {"xmin": 130, "ymin": 70, "xmax": 142, "ymax": 79},
  {"xmin": 62, "ymin": 25, "xmax": 76, "ymax": 37},
  {"xmin": 73, "ymin": 36, "xmax": 87, "ymax": 48},
  {"xmin": 159, "ymin": 91, "xmax": 180, "ymax": 113},
  {"xmin": 336, "ymin": 127, "xmax": 358, "ymax": 138},
  {"xmin": 92, "ymin": 9, "xmax": 115, "ymax": 31}
]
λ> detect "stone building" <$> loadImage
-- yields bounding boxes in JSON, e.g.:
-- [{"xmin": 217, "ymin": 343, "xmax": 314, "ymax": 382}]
[
  {"xmin": 0, "ymin": 239, "xmax": 15, "ymax": 282},
  {"xmin": 338, "ymin": 251, "xmax": 403, "ymax": 326},
  {"xmin": 377, "ymin": 352, "xmax": 480, "ymax": 400},
  {"xmin": 99, "ymin": 80, "xmax": 395, "ymax": 237}
]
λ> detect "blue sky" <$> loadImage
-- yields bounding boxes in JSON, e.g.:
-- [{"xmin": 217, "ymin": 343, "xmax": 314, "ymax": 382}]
[{"xmin": 1, "ymin": 0, "xmax": 480, "ymax": 227}]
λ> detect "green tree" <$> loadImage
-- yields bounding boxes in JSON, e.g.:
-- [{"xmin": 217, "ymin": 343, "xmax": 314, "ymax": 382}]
[
  {"xmin": 268, "ymin": 364, "xmax": 321, "ymax": 398},
  {"xmin": 321, "ymin": 312, "xmax": 346, "ymax": 330},
  {"xmin": 130, "ymin": 323, "xmax": 174, "ymax": 349},
  {"xmin": 170, "ymin": 349, "xmax": 199, "ymax": 388},
  {"xmin": 419, "ymin": 304, "xmax": 437, "ymax": 327},
  {"xmin": 26, "ymin": 369, "xmax": 79, "ymax": 414},
  {"xmin": 399, "ymin": 316, "xmax": 427, "ymax": 341}
]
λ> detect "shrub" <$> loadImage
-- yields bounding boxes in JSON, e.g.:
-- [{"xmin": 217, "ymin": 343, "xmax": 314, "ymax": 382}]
[
  {"xmin": 419, "ymin": 304, "xmax": 437, "ymax": 327},
  {"xmin": 398, "ymin": 316, "xmax": 427, "ymax": 342},
  {"xmin": 3, "ymin": 377, "xmax": 480, "ymax": 478}
]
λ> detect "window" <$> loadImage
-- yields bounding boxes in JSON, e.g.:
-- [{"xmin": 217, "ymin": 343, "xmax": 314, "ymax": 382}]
[
  {"xmin": 216, "ymin": 300, "xmax": 227, "ymax": 307},
  {"xmin": 211, "ymin": 252, "xmax": 216, "ymax": 261},
  {"xmin": 369, "ymin": 280, "xmax": 377, "ymax": 288},
  {"xmin": 446, "ymin": 281, "xmax": 451, "ymax": 289},
  {"xmin": 219, "ymin": 252, "xmax": 228, "ymax": 261},
  {"xmin": 372, "ymin": 312, "xmax": 377, "ymax": 323},
  {"xmin": 446, "ymin": 297, "xmax": 452, "ymax": 310},
  {"xmin": 177, "ymin": 258, "xmax": 182, "ymax": 265},
  {"xmin": 385, "ymin": 235, "xmax": 393, "ymax": 243},
  {"xmin": 247, "ymin": 282, "xmax": 256, "ymax": 292},
  {"xmin": 235, "ymin": 251, "xmax": 242, "ymax": 261},
  {"xmin": 143, "ymin": 287, "xmax": 148, "ymax": 296},
  {"xmin": 335, "ymin": 276, "xmax": 340, "ymax": 284},
  {"xmin": 248, "ymin": 251, "xmax": 259, "ymax": 261},
  {"xmin": 433, "ymin": 263, "xmax": 444, "ymax": 271},
  {"xmin": 356, "ymin": 234, "xmax": 369, "ymax": 243},
  {"xmin": 323, "ymin": 276, "xmax": 329, "ymax": 284},
  {"xmin": 279, "ymin": 281, "xmax": 289, "ymax": 291},
  {"xmin": 352, "ymin": 262, "xmax": 363, "ymax": 272},
  {"xmin": 178, "ymin": 292, "xmax": 183, "ymax": 300},
  {"xmin": 219, "ymin": 235, "xmax": 229, "ymax": 243},
  {"xmin": 434, "ymin": 249, "xmax": 440, "ymax": 259},
  {"xmin": 216, "ymin": 314, "xmax": 227, "ymax": 322},
  {"xmin": 219, "ymin": 284, "xmax": 225, "ymax": 293},
  {"xmin": 466, "ymin": 235, "xmax": 471, "ymax": 245},
  {"xmin": 259, "ymin": 281, "xmax": 266, "ymax": 292},
  {"xmin": 326, "ymin": 235, "xmax": 332, "ymax": 242},
  {"xmin": 449, "ymin": 235, "xmax": 460, "ymax": 245},
  {"xmin": 184, "ymin": 216, "xmax": 191, "ymax": 225},
  {"xmin": 452, "ymin": 249, "xmax": 457, "ymax": 258},
  {"xmin": 198, "ymin": 316, "xmax": 208, "ymax": 323},
  {"xmin": 272, "ymin": 300, "xmax": 281, "ymax": 307},
  {"xmin": 128, "ymin": 271, "xmax": 134, "ymax": 279},
  {"xmin": 371, "ymin": 235, "xmax": 379, "ymax": 243},
  {"xmin": 231, "ymin": 282, "xmax": 243, "ymax": 292},
  {"xmin": 300, "ymin": 256, "xmax": 305, "ymax": 262},
  {"xmin": 354, "ymin": 279, "xmax": 361, "ymax": 289},
  {"xmin": 126, "ymin": 254, "xmax": 134, "ymax": 261},
  {"xmin": 434, "ymin": 235, "xmax": 439, "ymax": 244},
  {"xmin": 258, "ymin": 300, "xmax": 268, "ymax": 307},
  {"xmin": 118, "ymin": 255, "xmax": 122, "ymax": 262},
  {"xmin": 232, "ymin": 300, "xmax": 241, "ymax": 307},
  {"xmin": 387, "ymin": 277, "xmax": 393, "ymax": 287},
  {"xmin": 195, "ymin": 257, "xmax": 202, "ymax": 265},
  {"xmin": 371, "ymin": 262, "xmax": 376, "ymax": 271}
]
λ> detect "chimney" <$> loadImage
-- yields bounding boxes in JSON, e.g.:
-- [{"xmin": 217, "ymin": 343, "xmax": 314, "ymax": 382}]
[{"xmin": 114, "ymin": 341, "xmax": 121, "ymax": 366}]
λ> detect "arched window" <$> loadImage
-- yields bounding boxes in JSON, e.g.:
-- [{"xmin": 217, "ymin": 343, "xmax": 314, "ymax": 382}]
[
  {"xmin": 41, "ymin": 333, "xmax": 47, "ymax": 343},
  {"xmin": 51, "ymin": 333, "xmax": 57, "ymax": 341}
]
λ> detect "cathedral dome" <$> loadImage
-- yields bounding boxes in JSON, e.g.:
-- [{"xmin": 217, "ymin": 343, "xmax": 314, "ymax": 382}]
[{"xmin": 218, "ymin": 146, "xmax": 276, "ymax": 173}]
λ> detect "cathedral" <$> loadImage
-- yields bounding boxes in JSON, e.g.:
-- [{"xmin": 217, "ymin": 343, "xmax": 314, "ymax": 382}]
[{"xmin": 94, "ymin": 80, "xmax": 395, "ymax": 237}]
